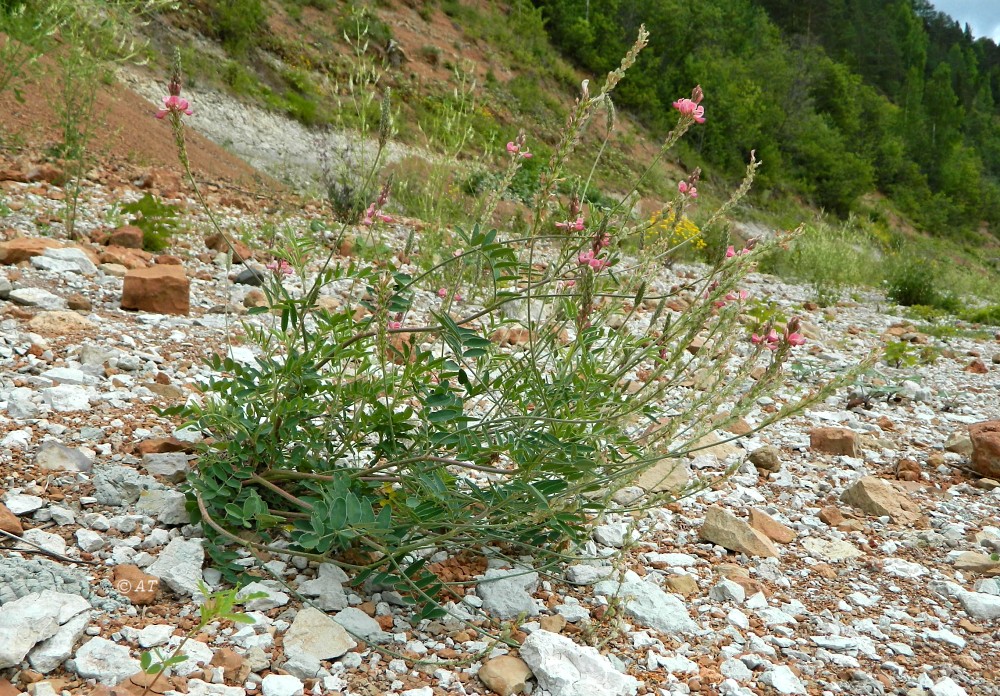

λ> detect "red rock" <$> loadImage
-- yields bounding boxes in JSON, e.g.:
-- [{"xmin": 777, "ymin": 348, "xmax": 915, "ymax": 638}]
[
  {"xmin": 100, "ymin": 246, "xmax": 151, "ymax": 269},
  {"xmin": 121, "ymin": 265, "xmax": 190, "ymax": 315},
  {"xmin": 0, "ymin": 237, "xmax": 62, "ymax": 265},
  {"xmin": 137, "ymin": 437, "xmax": 194, "ymax": 455},
  {"xmin": 210, "ymin": 647, "xmax": 250, "ymax": 684},
  {"xmin": 749, "ymin": 508, "xmax": 797, "ymax": 544},
  {"xmin": 966, "ymin": 359, "xmax": 989, "ymax": 374},
  {"xmin": 204, "ymin": 233, "xmax": 252, "ymax": 264},
  {"xmin": 0, "ymin": 503, "xmax": 23, "ymax": 535},
  {"xmin": 112, "ymin": 565, "xmax": 160, "ymax": 605},
  {"xmin": 809, "ymin": 427, "xmax": 860, "ymax": 457},
  {"xmin": 0, "ymin": 678, "xmax": 21, "ymax": 696},
  {"xmin": 106, "ymin": 225, "xmax": 144, "ymax": 249},
  {"xmin": 818, "ymin": 506, "xmax": 845, "ymax": 526},
  {"xmin": 24, "ymin": 163, "xmax": 66, "ymax": 185},
  {"xmin": 969, "ymin": 420, "xmax": 1000, "ymax": 479},
  {"xmin": 155, "ymin": 254, "xmax": 184, "ymax": 265}
]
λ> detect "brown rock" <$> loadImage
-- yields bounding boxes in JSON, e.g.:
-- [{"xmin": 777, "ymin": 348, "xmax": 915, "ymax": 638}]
[
  {"xmin": 958, "ymin": 618, "xmax": 986, "ymax": 635},
  {"xmin": 100, "ymin": 246, "xmax": 151, "ymax": 269},
  {"xmin": 144, "ymin": 383, "xmax": 185, "ymax": 400},
  {"xmin": 664, "ymin": 575, "xmax": 699, "ymax": 596},
  {"xmin": 0, "ymin": 238, "xmax": 62, "ymax": 265},
  {"xmin": 210, "ymin": 647, "xmax": 251, "ymax": 684},
  {"xmin": 137, "ymin": 437, "xmax": 193, "ymax": 455},
  {"xmin": 953, "ymin": 552, "xmax": 1000, "ymax": 573},
  {"xmin": 634, "ymin": 458, "xmax": 690, "ymax": 494},
  {"xmin": 28, "ymin": 311, "xmax": 96, "ymax": 335},
  {"xmin": 969, "ymin": 420, "xmax": 1000, "ymax": 479},
  {"xmin": 725, "ymin": 418, "xmax": 752, "ymax": 436},
  {"xmin": 121, "ymin": 265, "xmax": 189, "ymax": 315},
  {"xmin": 818, "ymin": 506, "xmax": 845, "ymax": 526},
  {"xmin": 974, "ymin": 478, "xmax": 1000, "ymax": 491},
  {"xmin": 748, "ymin": 445, "xmax": 782, "ymax": 472},
  {"xmin": 204, "ymin": 233, "xmax": 252, "ymax": 263},
  {"xmin": 243, "ymin": 289, "xmax": 267, "ymax": 309},
  {"xmin": 478, "ymin": 655, "xmax": 532, "ymax": 696},
  {"xmin": 700, "ymin": 506, "xmax": 779, "ymax": 558},
  {"xmin": 715, "ymin": 564, "xmax": 750, "ymax": 580},
  {"xmin": 692, "ymin": 432, "xmax": 742, "ymax": 461},
  {"xmin": 66, "ymin": 293, "xmax": 92, "ymax": 312},
  {"xmin": 966, "ymin": 358, "xmax": 989, "ymax": 374},
  {"xmin": 106, "ymin": 225, "xmax": 144, "ymax": 249},
  {"xmin": 0, "ymin": 678, "xmax": 20, "ymax": 696},
  {"xmin": 729, "ymin": 576, "xmax": 766, "ymax": 597},
  {"xmin": 840, "ymin": 476, "xmax": 925, "ymax": 526},
  {"xmin": 0, "ymin": 503, "xmax": 23, "ymax": 535},
  {"xmin": 539, "ymin": 614, "xmax": 566, "ymax": 633},
  {"xmin": 811, "ymin": 563, "xmax": 837, "ymax": 579},
  {"xmin": 809, "ymin": 427, "xmax": 860, "ymax": 457},
  {"xmin": 155, "ymin": 254, "xmax": 184, "ymax": 265},
  {"xmin": 112, "ymin": 564, "xmax": 160, "ymax": 605},
  {"xmin": 25, "ymin": 163, "xmax": 65, "ymax": 185},
  {"xmin": 749, "ymin": 509, "xmax": 796, "ymax": 544}
]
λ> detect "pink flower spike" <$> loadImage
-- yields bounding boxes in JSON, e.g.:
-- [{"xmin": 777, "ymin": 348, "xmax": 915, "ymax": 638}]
[
  {"xmin": 786, "ymin": 332, "xmax": 806, "ymax": 346},
  {"xmin": 437, "ymin": 288, "xmax": 448, "ymax": 298},
  {"xmin": 726, "ymin": 246, "xmax": 736, "ymax": 258},
  {"xmin": 673, "ymin": 98, "xmax": 706, "ymax": 123},
  {"xmin": 157, "ymin": 94, "xmax": 192, "ymax": 120},
  {"xmin": 506, "ymin": 141, "xmax": 519, "ymax": 155},
  {"xmin": 578, "ymin": 250, "xmax": 595, "ymax": 266},
  {"xmin": 266, "ymin": 260, "xmax": 293, "ymax": 276}
]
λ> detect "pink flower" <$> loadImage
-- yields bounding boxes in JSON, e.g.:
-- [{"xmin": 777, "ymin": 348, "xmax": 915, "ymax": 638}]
[
  {"xmin": 155, "ymin": 95, "xmax": 193, "ymax": 119},
  {"xmin": 361, "ymin": 202, "xmax": 393, "ymax": 226},
  {"xmin": 387, "ymin": 321, "xmax": 402, "ymax": 330},
  {"xmin": 578, "ymin": 249, "xmax": 608, "ymax": 272},
  {"xmin": 724, "ymin": 290, "xmax": 749, "ymax": 302},
  {"xmin": 786, "ymin": 332, "xmax": 806, "ymax": 346},
  {"xmin": 437, "ymin": 288, "xmax": 448, "ymax": 298},
  {"xmin": 555, "ymin": 217, "xmax": 586, "ymax": 231},
  {"xmin": 506, "ymin": 141, "xmax": 532, "ymax": 158},
  {"xmin": 265, "ymin": 259, "xmax": 293, "ymax": 275},
  {"xmin": 453, "ymin": 293, "xmax": 463, "ymax": 302},
  {"xmin": 595, "ymin": 233, "xmax": 610, "ymax": 249},
  {"xmin": 752, "ymin": 329, "xmax": 781, "ymax": 350},
  {"xmin": 726, "ymin": 245, "xmax": 736, "ymax": 258},
  {"xmin": 678, "ymin": 181, "xmax": 698, "ymax": 198},
  {"xmin": 672, "ymin": 98, "xmax": 705, "ymax": 123}
]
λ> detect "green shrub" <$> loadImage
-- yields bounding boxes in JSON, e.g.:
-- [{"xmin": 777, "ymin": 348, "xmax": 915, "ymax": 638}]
[
  {"xmin": 159, "ymin": 28, "xmax": 858, "ymax": 625},
  {"xmin": 960, "ymin": 304, "xmax": 1000, "ymax": 326},
  {"xmin": 884, "ymin": 257, "xmax": 960, "ymax": 311},
  {"xmin": 209, "ymin": 0, "xmax": 268, "ymax": 55},
  {"xmin": 121, "ymin": 193, "xmax": 181, "ymax": 252}
]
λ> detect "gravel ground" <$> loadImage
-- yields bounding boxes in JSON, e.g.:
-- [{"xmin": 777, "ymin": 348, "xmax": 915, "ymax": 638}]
[{"xmin": 0, "ymin": 108, "xmax": 999, "ymax": 696}]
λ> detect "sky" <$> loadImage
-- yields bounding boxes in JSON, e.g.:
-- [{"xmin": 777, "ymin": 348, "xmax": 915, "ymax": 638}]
[{"xmin": 931, "ymin": 1, "xmax": 1000, "ymax": 42}]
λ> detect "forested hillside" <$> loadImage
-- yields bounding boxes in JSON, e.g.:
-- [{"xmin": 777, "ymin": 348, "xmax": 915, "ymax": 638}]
[{"xmin": 534, "ymin": 0, "xmax": 1000, "ymax": 238}]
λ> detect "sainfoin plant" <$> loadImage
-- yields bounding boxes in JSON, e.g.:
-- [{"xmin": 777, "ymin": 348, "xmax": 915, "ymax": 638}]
[{"xmin": 162, "ymin": 27, "xmax": 864, "ymax": 627}]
